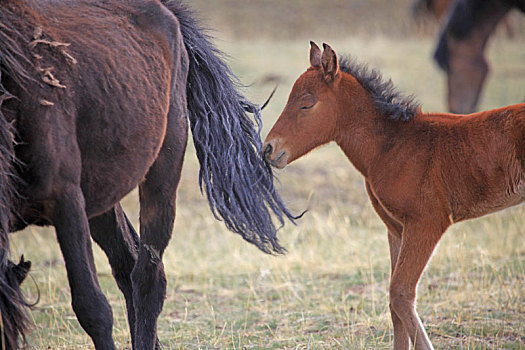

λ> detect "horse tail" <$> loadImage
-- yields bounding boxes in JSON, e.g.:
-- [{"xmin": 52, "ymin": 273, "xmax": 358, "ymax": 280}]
[
  {"xmin": 0, "ymin": 85, "xmax": 31, "ymax": 350},
  {"xmin": 0, "ymin": 7, "xmax": 32, "ymax": 348},
  {"xmin": 161, "ymin": 0, "xmax": 296, "ymax": 254}
]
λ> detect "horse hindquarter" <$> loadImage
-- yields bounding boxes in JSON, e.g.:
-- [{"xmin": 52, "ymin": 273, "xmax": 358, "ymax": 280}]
[
  {"xmin": 130, "ymin": 7, "xmax": 190, "ymax": 347},
  {"xmin": 7, "ymin": 1, "xmax": 185, "ymax": 348}
]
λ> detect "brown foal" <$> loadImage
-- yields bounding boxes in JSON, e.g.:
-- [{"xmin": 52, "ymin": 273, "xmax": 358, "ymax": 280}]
[{"xmin": 263, "ymin": 42, "xmax": 525, "ymax": 350}]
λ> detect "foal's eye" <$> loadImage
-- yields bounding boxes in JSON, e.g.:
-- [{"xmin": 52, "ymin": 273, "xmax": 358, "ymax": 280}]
[{"xmin": 299, "ymin": 94, "xmax": 316, "ymax": 110}]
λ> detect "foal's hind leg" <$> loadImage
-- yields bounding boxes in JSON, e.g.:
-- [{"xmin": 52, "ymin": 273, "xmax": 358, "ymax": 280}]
[
  {"xmin": 131, "ymin": 111, "xmax": 188, "ymax": 349},
  {"xmin": 89, "ymin": 204, "xmax": 141, "ymax": 346}
]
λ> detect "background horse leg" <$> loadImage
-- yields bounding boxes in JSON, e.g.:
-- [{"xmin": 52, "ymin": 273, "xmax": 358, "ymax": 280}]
[
  {"xmin": 53, "ymin": 185, "xmax": 115, "ymax": 350},
  {"xmin": 89, "ymin": 203, "xmax": 144, "ymax": 347},
  {"xmin": 434, "ymin": 0, "xmax": 511, "ymax": 113},
  {"xmin": 365, "ymin": 183, "xmax": 409, "ymax": 350},
  {"xmin": 131, "ymin": 108, "xmax": 188, "ymax": 349},
  {"xmin": 446, "ymin": 37, "xmax": 489, "ymax": 114},
  {"xmin": 389, "ymin": 220, "xmax": 448, "ymax": 350}
]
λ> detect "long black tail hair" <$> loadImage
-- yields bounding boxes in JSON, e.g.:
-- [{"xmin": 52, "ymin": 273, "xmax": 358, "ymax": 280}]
[
  {"xmin": 0, "ymin": 68, "xmax": 30, "ymax": 350},
  {"xmin": 0, "ymin": 4, "xmax": 33, "ymax": 348},
  {"xmin": 161, "ymin": 0, "xmax": 296, "ymax": 254}
]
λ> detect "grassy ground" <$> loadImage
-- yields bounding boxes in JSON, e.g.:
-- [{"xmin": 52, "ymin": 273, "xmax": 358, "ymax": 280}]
[{"xmin": 8, "ymin": 1, "xmax": 525, "ymax": 349}]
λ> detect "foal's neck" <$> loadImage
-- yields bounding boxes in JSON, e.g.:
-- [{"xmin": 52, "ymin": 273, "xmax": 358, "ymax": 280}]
[{"xmin": 334, "ymin": 73, "xmax": 399, "ymax": 177}]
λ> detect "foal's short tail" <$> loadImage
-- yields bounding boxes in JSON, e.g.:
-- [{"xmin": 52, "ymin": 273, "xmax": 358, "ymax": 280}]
[{"xmin": 162, "ymin": 0, "xmax": 296, "ymax": 254}]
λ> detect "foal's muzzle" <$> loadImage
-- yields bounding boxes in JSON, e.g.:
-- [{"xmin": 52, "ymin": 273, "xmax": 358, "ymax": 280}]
[
  {"xmin": 263, "ymin": 143, "xmax": 273, "ymax": 161},
  {"xmin": 262, "ymin": 139, "xmax": 287, "ymax": 169}
]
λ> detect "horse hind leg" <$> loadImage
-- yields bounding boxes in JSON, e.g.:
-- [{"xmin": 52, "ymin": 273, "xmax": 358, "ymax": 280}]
[
  {"xmin": 14, "ymin": 99, "xmax": 115, "ymax": 348},
  {"xmin": 89, "ymin": 204, "xmax": 162, "ymax": 349},
  {"xmin": 89, "ymin": 203, "xmax": 143, "ymax": 348},
  {"xmin": 131, "ymin": 103, "xmax": 188, "ymax": 349},
  {"xmin": 29, "ymin": 129, "xmax": 115, "ymax": 348},
  {"xmin": 53, "ymin": 184, "xmax": 116, "ymax": 349}
]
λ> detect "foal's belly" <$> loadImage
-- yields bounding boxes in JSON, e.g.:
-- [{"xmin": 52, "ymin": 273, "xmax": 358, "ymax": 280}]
[{"xmin": 451, "ymin": 187, "xmax": 525, "ymax": 222}]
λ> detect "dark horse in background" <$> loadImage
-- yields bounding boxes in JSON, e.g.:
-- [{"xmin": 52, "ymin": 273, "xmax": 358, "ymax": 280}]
[
  {"xmin": 412, "ymin": 0, "xmax": 454, "ymax": 19},
  {"xmin": 0, "ymin": 0, "xmax": 295, "ymax": 348},
  {"xmin": 433, "ymin": 0, "xmax": 525, "ymax": 114}
]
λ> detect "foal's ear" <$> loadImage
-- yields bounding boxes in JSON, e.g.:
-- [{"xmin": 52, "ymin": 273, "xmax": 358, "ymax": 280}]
[
  {"xmin": 321, "ymin": 43, "xmax": 340, "ymax": 83},
  {"xmin": 309, "ymin": 41, "xmax": 322, "ymax": 68}
]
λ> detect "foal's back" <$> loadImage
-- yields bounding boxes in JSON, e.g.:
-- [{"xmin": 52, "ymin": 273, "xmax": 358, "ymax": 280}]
[{"xmin": 406, "ymin": 103, "xmax": 525, "ymax": 222}]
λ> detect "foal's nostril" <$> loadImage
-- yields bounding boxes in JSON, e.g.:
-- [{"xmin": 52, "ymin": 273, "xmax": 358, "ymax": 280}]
[{"xmin": 263, "ymin": 143, "xmax": 273, "ymax": 159}]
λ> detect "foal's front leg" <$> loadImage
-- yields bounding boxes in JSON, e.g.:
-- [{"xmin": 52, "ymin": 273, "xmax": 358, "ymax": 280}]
[
  {"xmin": 387, "ymin": 233, "xmax": 410, "ymax": 350},
  {"xmin": 389, "ymin": 220, "xmax": 448, "ymax": 350},
  {"xmin": 365, "ymin": 182, "xmax": 409, "ymax": 349}
]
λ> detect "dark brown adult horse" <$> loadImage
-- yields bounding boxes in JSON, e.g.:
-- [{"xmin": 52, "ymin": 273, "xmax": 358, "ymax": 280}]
[
  {"xmin": 263, "ymin": 42, "xmax": 525, "ymax": 350},
  {"xmin": 412, "ymin": 0, "xmax": 453, "ymax": 19},
  {"xmin": 434, "ymin": 0, "xmax": 525, "ymax": 114},
  {"xmin": 0, "ymin": 0, "xmax": 295, "ymax": 349}
]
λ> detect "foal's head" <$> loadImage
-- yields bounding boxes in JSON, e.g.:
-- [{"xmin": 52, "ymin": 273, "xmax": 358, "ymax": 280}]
[{"xmin": 263, "ymin": 42, "xmax": 343, "ymax": 168}]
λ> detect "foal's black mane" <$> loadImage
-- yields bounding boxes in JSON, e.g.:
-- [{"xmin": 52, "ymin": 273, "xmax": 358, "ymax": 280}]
[{"xmin": 339, "ymin": 56, "xmax": 420, "ymax": 122}]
